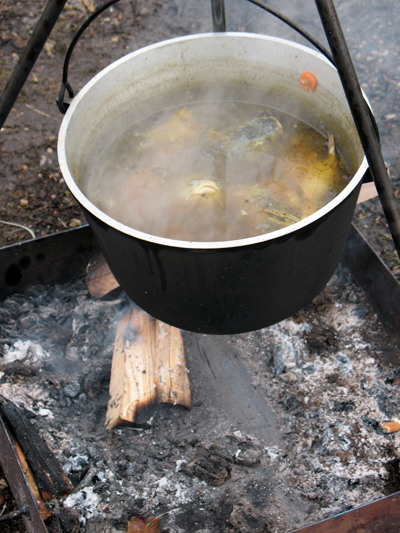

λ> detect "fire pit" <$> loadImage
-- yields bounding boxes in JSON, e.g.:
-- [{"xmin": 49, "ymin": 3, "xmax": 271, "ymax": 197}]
[{"xmin": 0, "ymin": 227, "xmax": 399, "ymax": 532}]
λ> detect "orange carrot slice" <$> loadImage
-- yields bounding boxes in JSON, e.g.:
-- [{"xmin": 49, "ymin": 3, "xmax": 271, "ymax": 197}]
[{"xmin": 300, "ymin": 71, "xmax": 318, "ymax": 92}]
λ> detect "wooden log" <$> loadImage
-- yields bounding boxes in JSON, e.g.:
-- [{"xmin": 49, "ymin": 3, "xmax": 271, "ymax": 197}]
[
  {"xmin": 0, "ymin": 397, "xmax": 74, "ymax": 501},
  {"xmin": 154, "ymin": 320, "xmax": 191, "ymax": 408},
  {"xmin": 357, "ymin": 181, "xmax": 378, "ymax": 204},
  {"xmin": 106, "ymin": 307, "xmax": 157, "ymax": 429},
  {"xmin": 85, "ymin": 252, "xmax": 120, "ymax": 299},
  {"xmin": 12, "ymin": 437, "xmax": 51, "ymax": 520},
  {"xmin": 0, "ymin": 413, "xmax": 49, "ymax": 533},
  {"xmin": 105, "ymin": 307, "xmax": 191, "ymax": 429}
]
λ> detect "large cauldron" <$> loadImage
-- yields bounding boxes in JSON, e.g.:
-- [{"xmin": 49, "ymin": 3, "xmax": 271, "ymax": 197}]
[{"xmin": 58, "ymin": 33, "xmax": 368, "ymax": 334}]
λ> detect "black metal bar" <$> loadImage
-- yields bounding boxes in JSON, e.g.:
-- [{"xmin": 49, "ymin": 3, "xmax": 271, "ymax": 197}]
[
  {"xmin": 290, "ymin": 491, "xmax": 400, "ymax": 532},
  {"xmin": 0, "ymin": 225, "xmax": 100, "ymax": 302},
  {"xmin": 0, "ymin": 0, "xmax": 68, "ymax": 129},
  {"xmin": 342, "ymin": 224, "xmax": 400, "ymax": 345},
  {"xmin": 314, "ymin": 0, "xmax": 400, "ymax": 260},
  {"xmin": 211, "ymin": 0, "xmax": 226, "ymax": 32},
  {"xmin": 0, "ymin": 414, "xmax": 48, "ymax": 533}
]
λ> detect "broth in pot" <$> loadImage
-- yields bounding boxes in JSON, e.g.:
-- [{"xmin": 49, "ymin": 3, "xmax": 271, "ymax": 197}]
[{"xmin": 82, "ymin": 98, "xmax": 351, "ymax": 242}]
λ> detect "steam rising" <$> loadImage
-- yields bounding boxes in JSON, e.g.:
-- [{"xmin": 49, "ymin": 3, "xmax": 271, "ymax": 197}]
[{"xmin": 81, "ymin": 88, "xmax": 350, "ymax": 242}]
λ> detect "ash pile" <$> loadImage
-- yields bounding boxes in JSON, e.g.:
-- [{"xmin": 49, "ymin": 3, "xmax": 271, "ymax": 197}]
[{"xmin": 0, "ymin": 264, "xmax": 399, "ymax": 533}]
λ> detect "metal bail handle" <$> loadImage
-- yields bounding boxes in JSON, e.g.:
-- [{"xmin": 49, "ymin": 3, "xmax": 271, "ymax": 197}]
[
  {"xmin": 57, "ymin": 0, "xmax": 123, "ymax": 114},
  {"xmin": 57, "ymin": 81, "xmax": 74, "ymax": 114}
]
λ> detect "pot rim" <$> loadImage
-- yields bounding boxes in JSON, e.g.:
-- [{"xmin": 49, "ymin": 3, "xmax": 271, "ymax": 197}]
[{"xmin": 58, "ymin": 32, "xmax": 368, "ymax": 250}]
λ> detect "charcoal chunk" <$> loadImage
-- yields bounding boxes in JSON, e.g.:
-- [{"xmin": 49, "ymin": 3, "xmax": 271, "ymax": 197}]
[{"xmin": 183, "ymin": 444, "xmax": 232, "ymax": 486}]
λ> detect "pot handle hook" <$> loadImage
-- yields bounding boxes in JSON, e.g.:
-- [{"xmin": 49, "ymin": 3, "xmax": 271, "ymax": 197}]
[{"xmin": 57, "ymin": 0, "xmax": 123, "ymax": 114}]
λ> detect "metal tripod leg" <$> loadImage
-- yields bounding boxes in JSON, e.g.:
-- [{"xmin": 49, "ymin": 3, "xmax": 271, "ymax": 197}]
[
  {"xmin": 211, "ymin": 0, "xmax": 226, "ymax": 32},
  {"xmin": 314, "ymin": 0, "xmax": 400, "ymax": 260},
  {"xmin": 0, "ymin": 0, "xmax": 68, "ymax": 129}
]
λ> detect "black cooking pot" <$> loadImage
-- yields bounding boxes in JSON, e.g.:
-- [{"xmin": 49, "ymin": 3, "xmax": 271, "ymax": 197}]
[{"xmin": 58, "ymin": 33, "xmax": 368, "ymax": 334}]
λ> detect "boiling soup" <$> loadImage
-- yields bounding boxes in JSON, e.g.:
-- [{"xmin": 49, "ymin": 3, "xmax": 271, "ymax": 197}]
[{"xmin": 81, "ymin": 99, "xmax": 351, "ymax": 242}]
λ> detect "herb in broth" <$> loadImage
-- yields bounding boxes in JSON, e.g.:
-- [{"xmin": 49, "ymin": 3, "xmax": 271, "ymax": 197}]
[{"xmin": 83, "ymin": 101, "xmax": 350, "ymax": 241}]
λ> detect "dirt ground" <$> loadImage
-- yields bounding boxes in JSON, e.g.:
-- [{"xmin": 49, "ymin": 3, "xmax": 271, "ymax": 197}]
[{"xmin": 0, "ymin": 0, "xmax": 400, "ymax": 279}]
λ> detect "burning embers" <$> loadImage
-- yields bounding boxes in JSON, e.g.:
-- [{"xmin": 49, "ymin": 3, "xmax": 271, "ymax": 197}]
[{"xmin": 0, "ymin": 259, "xmax": 399, "ymax": 532}]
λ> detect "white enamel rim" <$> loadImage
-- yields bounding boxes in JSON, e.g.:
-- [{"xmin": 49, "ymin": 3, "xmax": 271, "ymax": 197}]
[{"xmin": 58, "ymin": 32, "xmax": 368, "ymax": 250}]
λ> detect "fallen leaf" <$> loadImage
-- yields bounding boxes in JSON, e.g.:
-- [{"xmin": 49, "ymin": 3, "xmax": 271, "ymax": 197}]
[{"xmin": 127, "ymin": 516, "xmax": 161, "ymax": 532}]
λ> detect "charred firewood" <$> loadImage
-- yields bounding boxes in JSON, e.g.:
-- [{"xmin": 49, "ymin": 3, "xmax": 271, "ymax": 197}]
[
  {"xmin": 0, "ymin": 397, "xmax": 73, "ymax": 501},
  {"xmin": 86, "ymin": 254, "xmax": 191, "ymax": 429},
  {"xmin": 106, "ymin": 306, "xmax": 157, "ymax": 429},
  {"xmin": 85, "ymin": 252, "xmax": 120, "ymax": 299},
  {"xmin": 45, "ymin": 504, "xmax": 81, "ymax": 533},
  {"xmin": 0, "ymin": 412, "xmax": 48, "ymax": 533},
  {"xmin": 183, "ymin": 444, "xmax": 232, "ymax": 486},
  {"xmin": 229, "ymin": 501, "xmax": 272, "ymax": 533},
  {"xmin": 12, "ymin": 437, "xmax": 51, "ymax": 520},
  {"xmin": 357, "ymin": 181, "xmax": 378, "ymax": 204},
  {"xmin": 105, "ymin": 306, "xmax": 191, "ymax": 429},
  {"xmin": 154, "ymin": 319, "xmax": 191, "ymax": 407}
]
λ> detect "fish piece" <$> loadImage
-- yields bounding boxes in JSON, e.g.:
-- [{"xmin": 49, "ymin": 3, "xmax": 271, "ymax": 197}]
[
  {"xmin": 246, "ymin": 183, "xmax": 274, "ymax": 208},
  {"xmin": 262, "ymin": 208, "xmax": 300, "ymax": 224},
  {"xmin": 186, "ymin": 179, "xmax": 221, "ymax": 203},
  {"xmin": 227, "ymin": 116, "xmax": 283, "ymax": 155}
]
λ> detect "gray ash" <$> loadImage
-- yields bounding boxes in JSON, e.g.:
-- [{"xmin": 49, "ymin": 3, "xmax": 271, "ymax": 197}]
[{"xmin": 0, "ymin": 264, "xmax": 399, "ymax": 532}]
